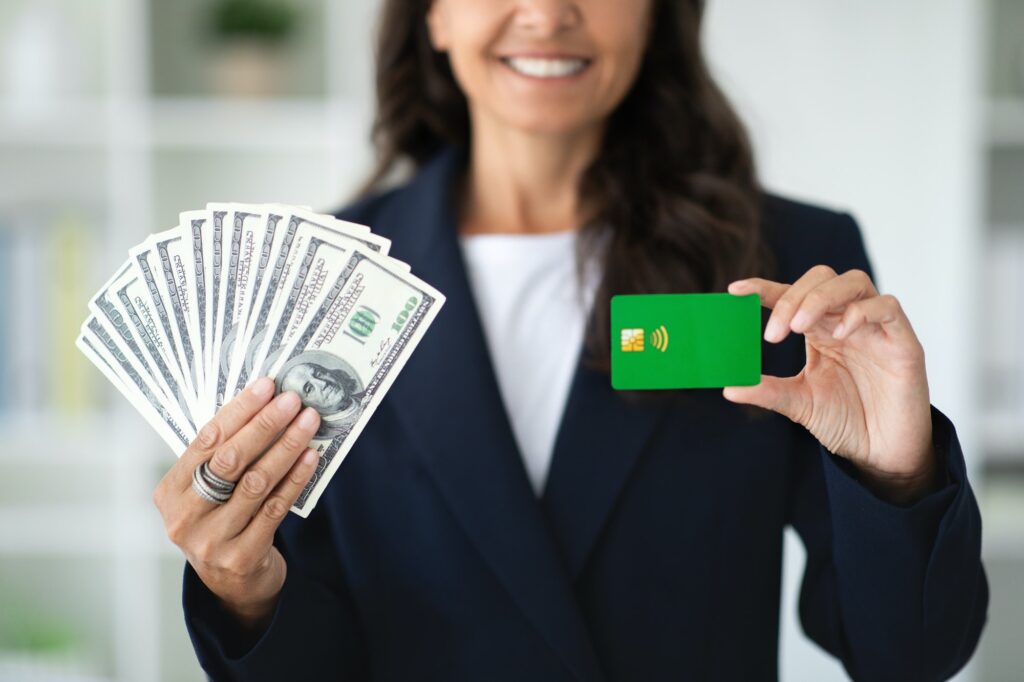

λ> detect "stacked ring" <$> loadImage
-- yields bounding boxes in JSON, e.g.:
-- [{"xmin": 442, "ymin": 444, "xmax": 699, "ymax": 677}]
[{"xmin": 191, "ymin": 461, "xmax": 236, "ymax": 504}]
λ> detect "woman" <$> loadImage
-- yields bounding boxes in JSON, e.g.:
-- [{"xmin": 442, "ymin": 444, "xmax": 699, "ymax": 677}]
[{"xmin": 155, "ymin": 1, "xmax": 988, "ymax": 680}]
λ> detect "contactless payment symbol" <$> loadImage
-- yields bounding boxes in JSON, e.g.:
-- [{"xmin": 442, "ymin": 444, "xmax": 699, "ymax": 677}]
[
  {"xmin": 649, "ymin": 325, "xmax": 669, "ymax": 352},
  {"xmin": 618, "ymin": 325, "xmax": 670, "ymax": 353}
]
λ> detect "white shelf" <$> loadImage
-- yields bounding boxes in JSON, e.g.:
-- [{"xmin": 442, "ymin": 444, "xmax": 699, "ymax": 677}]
[
  {"xmin": 0, "ymin": 506, "xmax": 180, "ymax": 557},
  {"xmin": 0, "ymin": 100, "xmax": 110, "ymax": 148},
  {"xmin": 989, "ymin": 98, "xmax": 1024, "ymax": 147},
  {"xmin": 0, "ymin": 97, "xmax": 368, "ymax": 153},
  {"xmin": 149, "ymin": 97, "xmax": 359, "ymax": 151},
  {"xmin": 0, "ymin": 410, "xmax": 168, "ymax": 463}
]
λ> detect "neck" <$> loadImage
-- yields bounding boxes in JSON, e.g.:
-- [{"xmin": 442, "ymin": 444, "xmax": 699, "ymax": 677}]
[{"xmin": 459, "ymin": 115, "xmax": 603, "ymax": 236}]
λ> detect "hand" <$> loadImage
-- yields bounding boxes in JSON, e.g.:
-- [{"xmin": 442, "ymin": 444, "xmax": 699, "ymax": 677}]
[
  {"xmin": 722, "ymin": 265, "xmax": 938, "ymax": 504},
  {"xmin": 153, "ymin": 376, "xmax": 322, "ymax": 629}
]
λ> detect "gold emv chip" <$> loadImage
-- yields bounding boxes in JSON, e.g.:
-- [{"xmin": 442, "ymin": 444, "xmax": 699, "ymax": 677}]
[{"xmin": 620, "ymin": 328, "xmax": 645, "ymax": 352}]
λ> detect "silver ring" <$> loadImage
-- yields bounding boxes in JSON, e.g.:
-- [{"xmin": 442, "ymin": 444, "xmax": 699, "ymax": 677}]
[
  {"xmin": 199, "ymin": 461, "xmax": 235, "ymax": 491},
  {"xmin": 192, "ymin": 466, "xmax": 230, "ymax": 503},
  {"xmin": 192, "ymin": 464, "xmax": 232, "ymax": 504},
  {"xmin": 199, "ymin": 461, "xmax": 235, "ymax": 493}
]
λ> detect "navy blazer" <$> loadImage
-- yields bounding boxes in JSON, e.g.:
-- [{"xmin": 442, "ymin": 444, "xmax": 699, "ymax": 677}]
[{"xmin": 182, "ymin": 145, "xmax": 988, "ymax": 681}]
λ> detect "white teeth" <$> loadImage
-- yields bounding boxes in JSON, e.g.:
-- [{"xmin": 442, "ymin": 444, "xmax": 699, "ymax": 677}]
[{"xmin": 504, "ymin": 57, "xmax": 588, "ymax": 78}]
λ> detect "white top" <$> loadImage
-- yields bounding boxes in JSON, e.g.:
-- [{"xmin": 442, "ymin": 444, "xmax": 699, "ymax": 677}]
[{"xmin": 458, "ymin": 229, "xmax": 601, "ymax": 496}]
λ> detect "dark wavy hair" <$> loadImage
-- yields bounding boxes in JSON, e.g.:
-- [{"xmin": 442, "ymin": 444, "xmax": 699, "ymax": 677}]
[{"xmin": 358, "ymin": 0, "xmax": 777, "ymax": 379}]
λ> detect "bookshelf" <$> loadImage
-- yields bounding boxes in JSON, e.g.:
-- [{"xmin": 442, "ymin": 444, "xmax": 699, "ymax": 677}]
[
  {"xmin": 978, "ymin": 0, "xmax": 1024, "ymax": 468},
  {"xmin": 0, "ymin": 0, "xmax": 376, "ymax": 679},
  {"xmin": 988, "ymin": 98, "xmax": 1024, "ymax": 147},
  {"xmin": 972, "ymin": 0, "xmax": 1024, "ymax": 679}
]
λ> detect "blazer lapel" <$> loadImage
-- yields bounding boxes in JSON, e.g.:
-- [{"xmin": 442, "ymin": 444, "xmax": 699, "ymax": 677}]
[
  {"xmin": 377, "ymin": 146, "xmax": 605, "ymax": 682},
  {"xmin": 541, "ymin": 338, "xmax": 676, "ymax": 580}
]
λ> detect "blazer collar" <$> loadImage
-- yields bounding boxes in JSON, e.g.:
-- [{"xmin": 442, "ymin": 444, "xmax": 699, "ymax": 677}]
[{"xmin": 377, "ymin": 144, "xmax": 673, "ymax": 681}]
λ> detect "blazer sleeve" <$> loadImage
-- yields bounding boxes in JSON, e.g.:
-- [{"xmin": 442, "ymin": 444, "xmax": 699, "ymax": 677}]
[
  {"xmin": 786, "ymin": 212, "xmax": 989, "ymax": 682},
  {"xmin": 180, "ymin": 501, "xmax": 368, "ymax": 681}
]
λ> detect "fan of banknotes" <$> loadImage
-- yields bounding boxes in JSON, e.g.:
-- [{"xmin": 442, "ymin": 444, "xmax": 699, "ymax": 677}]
[{"xmin": 76, "ymin": 202, "xmax": 446, "ymax": 517}]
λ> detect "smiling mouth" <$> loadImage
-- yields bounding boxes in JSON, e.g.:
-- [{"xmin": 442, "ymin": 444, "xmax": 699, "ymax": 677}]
[{"xmin": 500, "ymin": 56, "xmax": 592, "ymax": 79}]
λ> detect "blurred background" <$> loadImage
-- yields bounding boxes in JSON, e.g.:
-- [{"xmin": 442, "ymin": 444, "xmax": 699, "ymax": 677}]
[{"xmin": 0, "ymin": 0, "xmax": 1020, "ymax": 680}]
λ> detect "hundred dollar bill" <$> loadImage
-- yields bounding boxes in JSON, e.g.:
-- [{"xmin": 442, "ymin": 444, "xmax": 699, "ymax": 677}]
[
  {"xmin": 107, "ymin": 261, "xmax": 195, "ymax": 416},
  {"xmin": 237, "ymin": 211, "xmax": 281, "ymax": 341},
  {"xmin": 88, "ymin": 263, "xmax": 161, "ymax": 390},
  {"xmin": 153, "ymin": 229, "xmax": 202, "ymax": 401},
  {"xmin": 221, "ymin": 208, "xmax": 288, "ymax": 399},
  {"xmin": 81, "ymin": 311, "xmax": 196, "ymax": 435},
  {"xmin": 76, "ymin": 332, "xmax": 120, "ymax": 383},
  {"xmin": 128, "ymin": 237, "xmax": 196, "ymax": 400},
  {"xmin": 89, "ymin": 261, "xmax": 196, "ymax": 427},
  {"xmin": 268, "ymin": 249, "xmax": 445, "ymax": 517},
  {"xmin": 79, "ymin": 318, "xmax": 194, "ymax": 454},
  {"xmin": 201, "ymin": 208, "xmax": 227, "ymax": 416},
  {"xmin": 208, "ymin": 204, "xmax": 265, "ymax": 411},
  {"xmin": 211, "ymin": 203, "xmax": 374, "ymax": 368},
  {"xmin": 249, "ymin": 230, "xmax": 357, "ymax": 386},
  {"xmin": 181, "ymin": 210, "xmax": 210, "ymax": 401},
  {"xmin": 76, "ymin": 201, "xmax": 446, "ymax": 476},
  {"xmin": 226, "ymin": 210, "xmax": 397, "ymax": 404},
  {"xmin": 246, "ymin": 205, "xmax": 396, "ymax": 345},
  {"xmin": 76, "ymin": 333, "xmax": 190, "ymax": 455},
  {"xmin": 110, "ymin": 262, "xmax": 197, "ymax": 421}
]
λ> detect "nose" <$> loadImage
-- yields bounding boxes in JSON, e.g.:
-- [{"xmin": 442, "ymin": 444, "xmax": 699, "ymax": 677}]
[{"xmin": 513, "ymin": 0, "xmax": 582, "ymax": 37}]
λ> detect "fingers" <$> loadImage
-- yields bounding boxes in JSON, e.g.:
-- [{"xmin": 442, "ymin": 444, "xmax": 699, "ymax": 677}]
[
  {"xmin": 213, "ymin": 407, "xmax": 322, "ymax": 538},
  {"xmin": 730, "ymin": 266, "xmax": 877, "ymax": 344},
  {"xmin": 172, "ymin": 377, "xmax": 278, "ymax": 490},
  {"xmin": 722, "ymin": 373, "xmax": 812, "ymax": 426},
  {"xmin": 787, "ymin": 269, "xmax": 877, "ymax": 335},
  {"xmin": 728, "ymin": 277, "xmax": 788, "ymax": 308},
  {"xmin": 760, "ymin": 265, "xmax": 835, "ymax": 343},
  {"xmin": 832, "ymin": 293, "xmax": 919, "ymax": 348},
  {"xmin": 233, "ymin": 446, "xmax": 321, "ymax": 555},
  {"xmin": 202, "ymin": 390, "xmax": 304, "ymax": 488}
]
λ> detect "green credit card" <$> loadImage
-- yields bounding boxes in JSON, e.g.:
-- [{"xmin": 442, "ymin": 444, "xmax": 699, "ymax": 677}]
[{"xmin": 611, "ymin": 293, "xmax": 762, "ymax": 390}]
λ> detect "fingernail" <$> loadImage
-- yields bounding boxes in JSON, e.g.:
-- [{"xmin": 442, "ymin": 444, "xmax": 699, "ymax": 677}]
[
  {"xmin": 832, "ymin": 323, "xmax": 846, "ymax": 338},
  {"xmin": 791, "ymin": 310, "xmax": 810, "ymax": 331},
  {"xmin": 298, "ymin": 406, "xmax": 320, "ymax": 429},
  {"xmin": 276, "ymin": 391, "xmax": 300, "ymax": 412},
  {"xmin": 764, "ymin": 318, "xmax": 779, "ymax": 341},
  {"xmin": 301, "ymin": 449, "xmax": 318, "ymax": 466},
  {"xmin": 251, "ymin": 377, "xmax": 274, "ymax": 397}
]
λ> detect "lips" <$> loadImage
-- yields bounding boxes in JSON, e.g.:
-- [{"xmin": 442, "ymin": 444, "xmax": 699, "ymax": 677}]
[{"xmin": 500, "ymin": 56, "xmax": 592, "ymax": 78}]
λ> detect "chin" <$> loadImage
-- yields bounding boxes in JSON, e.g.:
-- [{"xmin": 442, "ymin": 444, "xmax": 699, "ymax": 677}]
[{"xmin": 501, "ymin": 107, "xmax": 604, "ymax": 138}]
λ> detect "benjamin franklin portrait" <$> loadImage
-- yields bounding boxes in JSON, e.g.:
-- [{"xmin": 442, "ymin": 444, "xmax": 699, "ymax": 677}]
[{"xmin": 276, "ymin": 350, "xmax": 366, "ymax": 439}]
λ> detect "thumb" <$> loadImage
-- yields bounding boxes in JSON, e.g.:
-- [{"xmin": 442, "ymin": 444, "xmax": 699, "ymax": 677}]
[{"xmin": 722, "ymin": 373, "xmax": 810, "ymax": 426}]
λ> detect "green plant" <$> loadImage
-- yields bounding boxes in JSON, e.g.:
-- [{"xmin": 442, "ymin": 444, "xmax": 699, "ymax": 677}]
[
  {"xmin": 209, "ymin": 0, "xmax": 299, "ymax": 45},
  {"xmin": 0, "ymin": 601, "xmax": 75, "ymax": 653}
]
